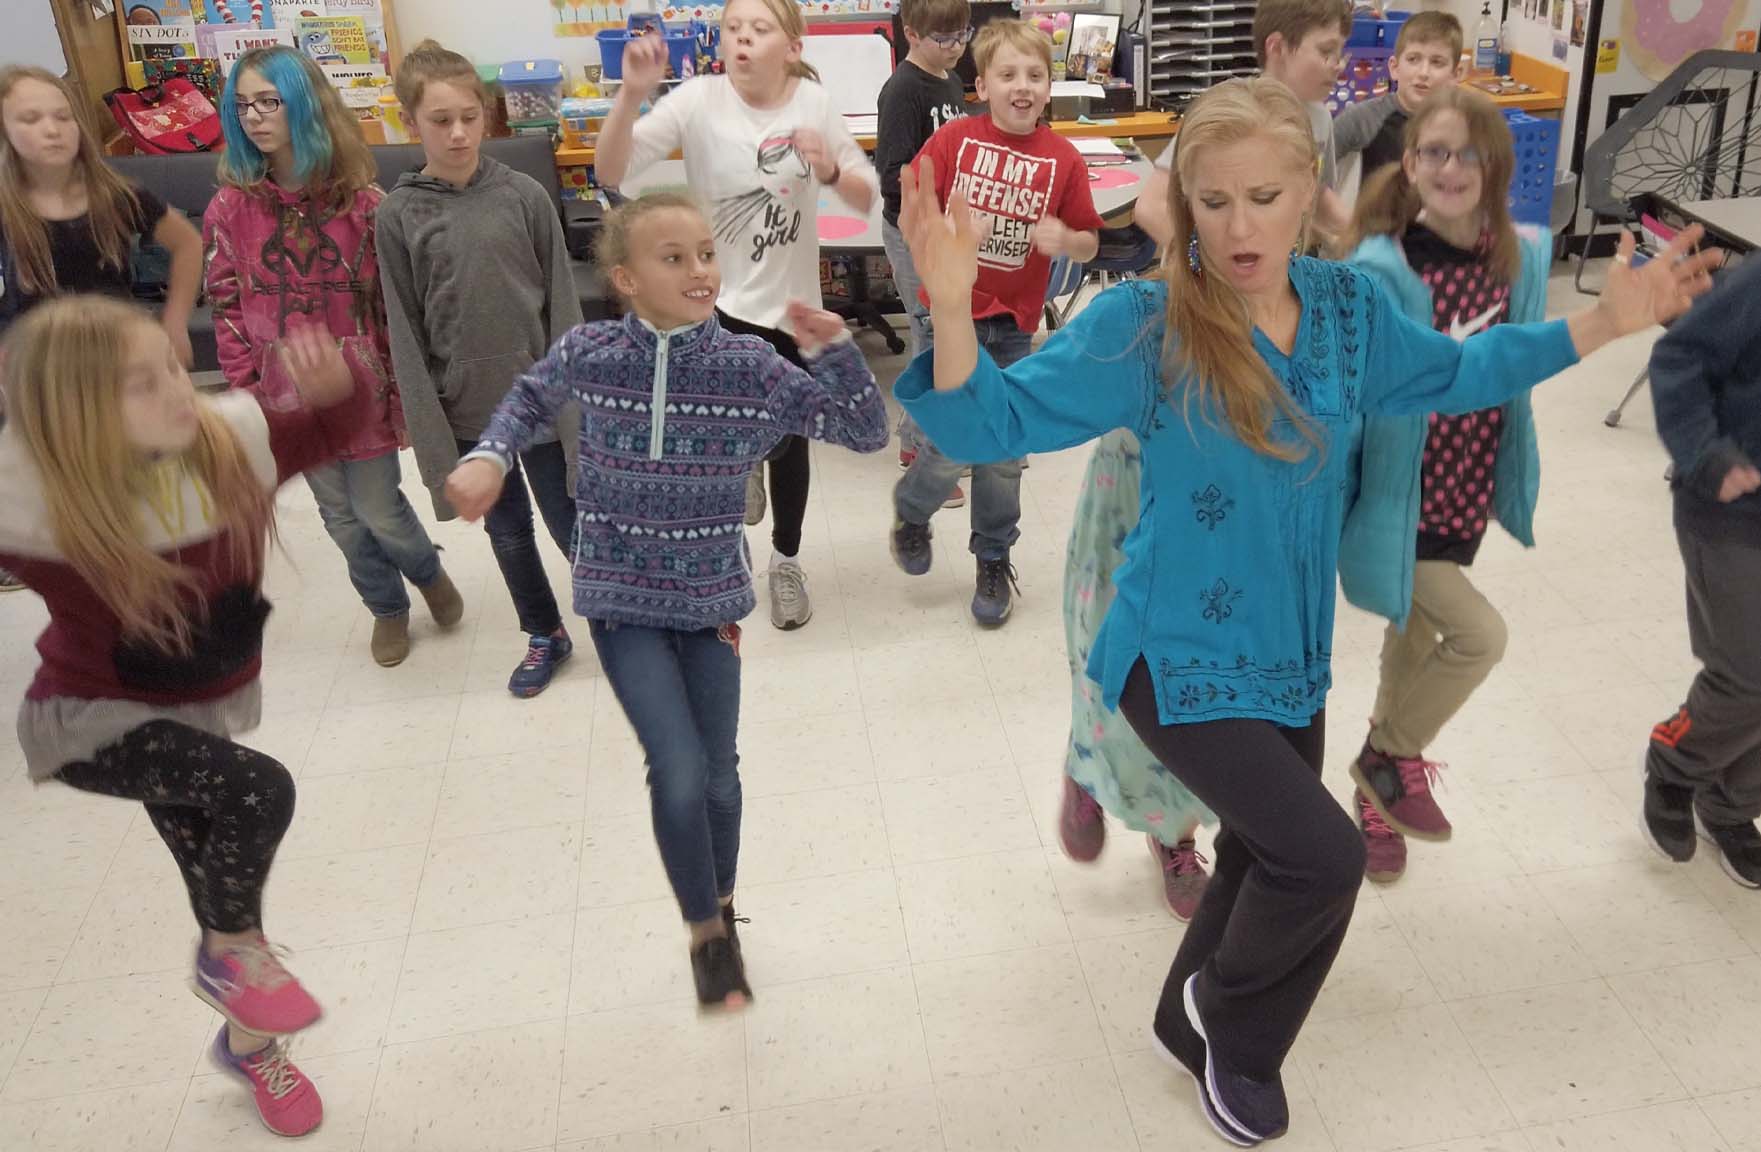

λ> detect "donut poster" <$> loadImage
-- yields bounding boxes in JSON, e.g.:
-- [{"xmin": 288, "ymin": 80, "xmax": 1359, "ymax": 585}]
[{"xmin": 1622, "ymin": 0, "xmax": 1752, "ymax": 80}]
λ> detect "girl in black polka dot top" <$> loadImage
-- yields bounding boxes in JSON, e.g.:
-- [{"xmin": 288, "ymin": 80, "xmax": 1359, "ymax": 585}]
[{"xmin": 1339, "ymin": 88, "xmax": 1557, "ymax": 883}]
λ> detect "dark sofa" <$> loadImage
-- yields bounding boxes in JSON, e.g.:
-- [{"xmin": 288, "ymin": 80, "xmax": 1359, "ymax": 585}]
[{"xmin": 111, "ymin": 134, "xmax": 610, "ymax": 373}]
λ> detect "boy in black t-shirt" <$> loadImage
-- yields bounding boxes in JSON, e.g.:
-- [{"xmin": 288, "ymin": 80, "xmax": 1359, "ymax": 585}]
[
  {"xmin": 1334, "ymin": 12, "xmax": 1463, "ymax": 184},
  {"xmin": 877, "ymin": 0, "xmax": 971, "ymax": 473}
]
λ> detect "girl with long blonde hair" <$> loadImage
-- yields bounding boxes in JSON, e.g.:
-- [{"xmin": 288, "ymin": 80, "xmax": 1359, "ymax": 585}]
[
  {"xmin": 0, "ymin": 296, "xmax": 358, "ymax": 1138},
  {"xmin": 898, "ymin": 75, "xmax": 1718, "ymax": 1145},
  {"xmin": 1339, "ymin": 88, "xmax": 1550, "ymax": 883},
  {"xmin": 594, "ymin": 0, "xmax": 879, "ymax": 633},
  {"xmin": 0, "ymin": 64, "xmax": 203, "ymax": 590},
  {"xmin": 207, "ymin": 45, "xmax": 461, "ymax": 670}
]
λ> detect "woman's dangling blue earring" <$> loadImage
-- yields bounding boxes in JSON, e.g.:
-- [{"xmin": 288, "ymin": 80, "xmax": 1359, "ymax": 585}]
[{"xmin": 1187, "ymin": 235, "xmax": 1202, "ymax": 275}]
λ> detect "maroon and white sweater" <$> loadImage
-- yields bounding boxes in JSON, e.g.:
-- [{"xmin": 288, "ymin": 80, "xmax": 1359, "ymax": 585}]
[{"xmin": 0, "ymin": 391, "xmax": 330, "ymax": 715}]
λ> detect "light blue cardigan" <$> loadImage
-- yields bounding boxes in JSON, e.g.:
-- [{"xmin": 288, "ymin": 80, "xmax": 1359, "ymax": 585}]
[{"xmin": 1340, "ymin": 226, "xmax": 1552, "ymax": 628}]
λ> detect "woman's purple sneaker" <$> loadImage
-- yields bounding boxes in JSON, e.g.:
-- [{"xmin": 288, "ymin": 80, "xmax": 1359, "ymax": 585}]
[
  {"xmin": 1059, "ymin": 776, "xmax": 1106, "ymax": 862},
  {"xmin": 1150, "ymin": 836, "xmax": 1211, "ymax": 922}
]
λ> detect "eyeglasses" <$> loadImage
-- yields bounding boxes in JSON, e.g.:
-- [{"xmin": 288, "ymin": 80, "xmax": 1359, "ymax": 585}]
[
  {"xmin": 1413, "ymin": 144, "xmax": 1483, "ymax": 170},
  {"xmin": 925, "ymin": 26, "xmax": 975, "ymax": 49},
  {"xmin": 233, "ymin": 96, "xmax": 283, "ymax": 119}
]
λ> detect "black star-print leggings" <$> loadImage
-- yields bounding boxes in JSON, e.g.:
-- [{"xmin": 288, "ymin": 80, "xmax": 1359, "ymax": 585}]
[{"xmin": 57, "ymin": 720, "xmax": 296, "ymax": 933}]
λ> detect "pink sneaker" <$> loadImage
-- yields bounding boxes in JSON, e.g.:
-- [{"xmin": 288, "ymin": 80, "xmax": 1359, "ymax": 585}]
[
  {"xmin": 1059, "ymin": 776, "xmax": 1106, "ymax": 862},
  {"xmin": 1358, "ymin": 790, "xmax": 1407, "ymax": 883},
  {"xmin": 1350, "ymin": 742, "xmax": 1453, "ymax": 841},
  {"xmin": 1150, "ymin": 836, "xmax": 1210, "ymax": 922},
  {"xmin": 193, "ymin": 938, "xmax": 322, "ymax": 1037},
  {"xmin": 212, "ymin": 1029, "xmax": 324, "ymax": 1137}
]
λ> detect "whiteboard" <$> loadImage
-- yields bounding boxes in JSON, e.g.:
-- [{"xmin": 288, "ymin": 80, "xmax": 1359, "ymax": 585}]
[
  {"xmin": 2, "ymin": 0, "xmax": 69, "ymax": 76},
  {"xmin": 801, "ymin": 34, "xmax": 892, "ymax": 116}
]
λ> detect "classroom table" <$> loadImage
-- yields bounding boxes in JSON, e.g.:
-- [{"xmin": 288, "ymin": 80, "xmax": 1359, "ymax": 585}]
[
  {"xmin": 616, "ymin": 157, "xmax": 1153, "ymax": 349},
  {"xmin": 1671, "ymin": 197, "xmax": 1761, "ymax": 253}
]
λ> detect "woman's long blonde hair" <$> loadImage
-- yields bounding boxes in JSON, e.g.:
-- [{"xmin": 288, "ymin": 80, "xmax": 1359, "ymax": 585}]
[
  {"xmin": 2, "ymin": 297, "xmax": 276, "ymax": 653},
  {"xmin": 0, "ymin": 66, "xmax": 145, "ymax": 298},
  {"xmin": 1163, "ymin": 76, "xmax": 1320, "ymax": 461},
  {"xmin": 1342, "ymin": 86, "xmax": 1521, "ymax": 285},
  {"xmin": 727, "ymin": 0, "xmax": 821, "ymax": 82}
]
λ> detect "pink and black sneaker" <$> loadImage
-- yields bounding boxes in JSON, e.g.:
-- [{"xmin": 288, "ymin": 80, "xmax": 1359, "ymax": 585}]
[
  {"xmin": 1058, "ymin": 776, "xmax": 1106, "ymax": 862},
  {"xmin": 193, "ymin": 937, "xmax": 322, "ymax": 1037},
  {"xmin": 1358, "ymin": 790, "xmax": 1407, "ymax": 884},
  {"xmin": 1350, "ymin": 742, "xmax": 1453, "ymax": 841},
  {"xmin": 212, "ymin": 1028, "xmax": 324, "ymax": 1137},
  {"xmin": 1150, "ymin": 836, "xmax": 1211, "ymax": 922}
]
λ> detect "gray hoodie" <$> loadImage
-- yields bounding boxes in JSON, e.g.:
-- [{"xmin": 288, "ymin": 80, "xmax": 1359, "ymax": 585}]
[{"xmin": 376, "ymin": 156, "xmax": 583, "ymax": 519}]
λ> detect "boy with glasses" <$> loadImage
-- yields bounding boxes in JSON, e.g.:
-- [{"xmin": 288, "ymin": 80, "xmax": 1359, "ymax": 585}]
[
  {"xmin": 1253, "ymin": 0, "xmax": 1355, "ymax": 237},
  {"xmin": 878, "ymin": 0, "xmax": 972, "ymax": 488}
]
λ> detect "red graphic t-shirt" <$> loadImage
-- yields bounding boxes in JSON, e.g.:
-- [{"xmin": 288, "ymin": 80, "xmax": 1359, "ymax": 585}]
[
  {"xmin": 913, "ymin": 116, "xmax": 1106, "ymax": 334},
  {"xmin": 1404, "ymin": 223, "xmax": 1512, "ymax": 565}
]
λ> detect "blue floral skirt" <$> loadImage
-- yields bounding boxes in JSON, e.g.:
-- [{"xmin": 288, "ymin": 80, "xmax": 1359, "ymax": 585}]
[{"xmin": 1063, "ymin": 430, "xmax": 1215, "ymax": 840}]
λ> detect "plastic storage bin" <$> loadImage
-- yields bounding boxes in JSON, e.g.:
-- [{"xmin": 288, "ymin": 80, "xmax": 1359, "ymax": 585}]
[
  {"xmin": 1329, "ymin": 12, "xmax": 1414, "ymax": 114},
  {"xmin": 1504, "ymin": 110, "xmax": 1561, "ymax": 228},
  {"xmin": 499, "ymin": 59, "xmax": 565, "ymax": 125},
  {"xmin": 595, "ymin": 26, "xmax": 697, "ymax": 81}
]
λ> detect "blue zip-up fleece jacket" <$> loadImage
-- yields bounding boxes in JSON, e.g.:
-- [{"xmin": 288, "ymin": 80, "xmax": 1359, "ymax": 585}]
[
  {"xmin": 1649, "ymin": 251, "xmax": 1761, "ymax": 545},
  {"xmin": 898, "ymin": 261, "xmax": 1578, "ymax": 728},
  {"xmin": 472, "ymin": 313, "xmax": 888, "ymax": 631},
  {"xmin": 1339, "ymin": 226, "xmax": 1552, "ymax": 627}
]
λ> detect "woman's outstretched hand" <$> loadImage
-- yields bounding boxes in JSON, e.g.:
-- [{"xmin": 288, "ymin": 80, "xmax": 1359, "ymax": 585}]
[
  {"xmin": 900, "ymin": 157, "xmax": 981, "ymax": 310},
  {"xmin": 1598, "ymin": 226, "xmax": 1724, "ymax": 335}
]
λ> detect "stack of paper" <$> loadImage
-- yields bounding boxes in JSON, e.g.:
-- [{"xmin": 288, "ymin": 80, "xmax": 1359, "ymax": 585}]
[{"xmin": 1071, "ymin": 137, "xmax": 1131, "ymax": 165}]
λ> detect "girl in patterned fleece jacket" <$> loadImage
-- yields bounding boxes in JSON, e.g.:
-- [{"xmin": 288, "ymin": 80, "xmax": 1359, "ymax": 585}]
[{"xmin": 446, "ymin": 192, "xmax": 887, "ymax": 1009}]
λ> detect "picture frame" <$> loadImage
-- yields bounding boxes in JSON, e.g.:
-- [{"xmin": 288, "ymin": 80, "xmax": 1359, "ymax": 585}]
[{"xmin": 1064, "ymin": 12, "xmax": 1121, "ymax": 82}]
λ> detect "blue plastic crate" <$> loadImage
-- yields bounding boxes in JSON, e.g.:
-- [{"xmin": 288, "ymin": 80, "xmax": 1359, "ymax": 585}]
[{"xmin": 1504, "ymin": 110, "xmax": 1560, "ymax": 228}]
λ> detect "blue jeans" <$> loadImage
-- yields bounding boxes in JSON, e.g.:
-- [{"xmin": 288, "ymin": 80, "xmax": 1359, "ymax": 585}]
[
  {"xmin": 460, "ymin": 437, "xmax": 577, "ymax": 637},
  {"xmin": 882, "ymin": 220, "xmax": 930, "ymax": 453},
  {"xmin": 304, "ymin": 452, "xmax": 442, "ymax": 618},
  {"xmin": 894, "ymin": 315, "xmax": 1031, "ymax": 559},
  {"xmin": 590, "ymin": 621, "xmax": 743, "ymax": 924}
]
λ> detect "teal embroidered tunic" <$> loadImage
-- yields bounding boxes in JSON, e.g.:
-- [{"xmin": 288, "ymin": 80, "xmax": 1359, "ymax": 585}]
[{"xmin": 897, "ymin": 259, "xmax": 1578, "ymax": 728}]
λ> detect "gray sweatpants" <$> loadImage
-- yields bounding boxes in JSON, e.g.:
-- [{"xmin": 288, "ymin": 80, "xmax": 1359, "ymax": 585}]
[{"xmin": 1647, "ymin": 520, "xmax": 1761, "ymax": 826}]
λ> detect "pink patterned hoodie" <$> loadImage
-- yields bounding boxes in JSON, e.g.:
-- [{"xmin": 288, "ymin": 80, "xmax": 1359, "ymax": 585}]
[{"xmin": 204, "ymin": 182, "xmax": 402, "ymax": 461}]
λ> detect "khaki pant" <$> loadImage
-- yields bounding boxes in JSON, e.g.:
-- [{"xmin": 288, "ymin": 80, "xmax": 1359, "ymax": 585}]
[{"xmin": 1371, "ymin": 560, "xmax": 1508, "ymax": 759}]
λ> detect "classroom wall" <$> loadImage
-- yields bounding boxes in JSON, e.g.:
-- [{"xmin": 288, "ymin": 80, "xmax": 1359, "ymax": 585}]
[{"xmin": 394, "ymin": 0, "xmax": 609, "ymax": 73}]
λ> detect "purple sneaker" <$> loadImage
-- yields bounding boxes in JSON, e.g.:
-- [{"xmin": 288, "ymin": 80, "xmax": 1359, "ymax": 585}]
[
  {"xmin": 508, "ymin": 627, "xmax": 573, "ymax": 698},
  {"xmin": 1358, "ymin": 791, "xmax": 1407, "ymax": 884},
  {"xmin": 1150, "ymin": 836, "xmax": 1211, "ymax": 922},
  {"xmin": 1350, "ymin": 742, "xmax": 1452, "ymax": 841},
  {"xmin": 1059, "ymin": 776, "xmax": 1105, "ymax": 862}
]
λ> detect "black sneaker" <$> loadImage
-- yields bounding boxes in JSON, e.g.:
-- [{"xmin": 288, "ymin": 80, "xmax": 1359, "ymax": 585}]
[
  {"xmin": 972, "ymin": 555, "xmax": 1019, "ymax": 627},
  {"xmin": 1151, "ymin": 995, "xmax": 1255, "ymax": 1147},
  {"xmin": 891, "ymin": 518, "xmax": 933, "ymax": 576},
  {"xmin": 1698, "ymin": 816, "xmax": 1761, "ymax": 889},
  {"xmin": 1641, "ymin": 768, "xmax": 1696, "ymax": 863},
  {"xmin": 1183, "ymin": 974, "xmax": 1288, "ymax": 1144},
  {"xmin": 690, "ymin": 935, "xmax": 752, "ymax": 1011}
]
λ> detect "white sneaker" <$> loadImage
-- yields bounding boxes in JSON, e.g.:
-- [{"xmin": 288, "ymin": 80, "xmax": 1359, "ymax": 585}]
[
  {"xmin": 744, "ymin": 469, "xmax": 767, "ymax": 526},
  {"xmin": 768, "ymin": 556, "xmax": 812, "ymax": 630}
]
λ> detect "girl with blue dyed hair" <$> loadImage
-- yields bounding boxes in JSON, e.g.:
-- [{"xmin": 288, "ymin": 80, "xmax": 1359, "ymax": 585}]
[{"xmin": 205, "ymin": 46, "xmax": 463, "ymax": 672}]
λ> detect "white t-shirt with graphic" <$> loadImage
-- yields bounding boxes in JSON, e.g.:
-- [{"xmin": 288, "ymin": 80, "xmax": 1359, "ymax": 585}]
[{"xmin": 622, "ymin": 75, "xmax": 878, "ymax": 332}]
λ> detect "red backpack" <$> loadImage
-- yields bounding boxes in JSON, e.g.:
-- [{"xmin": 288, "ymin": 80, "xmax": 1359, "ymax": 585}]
[{"xmin": 104, "ymin": 78, "xmax": 223, "ymax": 155}]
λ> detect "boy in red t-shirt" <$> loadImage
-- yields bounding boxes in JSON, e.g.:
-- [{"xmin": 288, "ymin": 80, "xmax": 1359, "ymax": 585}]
[{"xmin": 890, "ymin": 19, "xmax": 1103, "ymax": 626}]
